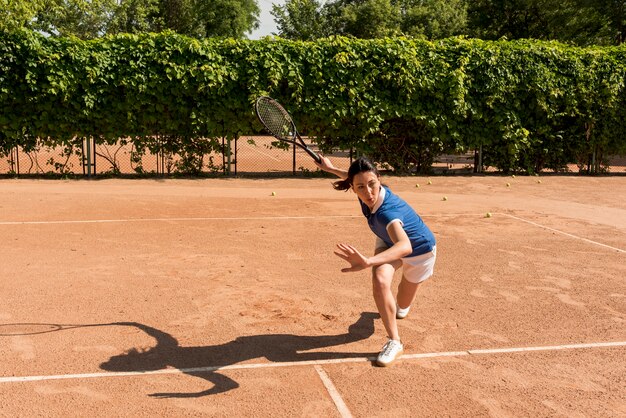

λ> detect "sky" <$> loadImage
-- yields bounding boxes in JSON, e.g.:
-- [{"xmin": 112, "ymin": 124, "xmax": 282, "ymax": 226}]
[{"xmin": 248, "ymin": 0, "xmax": 285, "ymax": 39}]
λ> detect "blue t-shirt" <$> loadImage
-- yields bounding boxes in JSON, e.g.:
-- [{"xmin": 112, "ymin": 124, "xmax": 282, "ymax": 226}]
[{"xmin": 359, "ymin": 186, "xmax": 435, "ymax": 257}]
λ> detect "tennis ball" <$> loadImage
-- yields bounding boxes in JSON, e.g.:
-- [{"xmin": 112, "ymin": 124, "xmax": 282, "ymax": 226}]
[
  {"xmin": 485, "ymin": 212, "xmax": 492, "ymax": 218},
  {"xmin": 271, "ymin": 191, "xmax": 276, "ymax": 196},
  {"xmin": 506, "ymin": 182, "xmax": 511, "ymax": 187},
  {"xmin": 511, "ymin": 175, "xmax": 516, "ymax": 178},
  {"xmin": 428, "ymin": 180, "xmax": 432, "ymax": 185},
  {"xmin": 415, "ymin": 184, "xmax": 420, "ymax": 188},
  {"xmin": 537, "ymin": 180, "xmax": 542, "ymax": 184},
  {"xmin": 442, "ymin": 196, "xmax": 448, "ymax": 201}
]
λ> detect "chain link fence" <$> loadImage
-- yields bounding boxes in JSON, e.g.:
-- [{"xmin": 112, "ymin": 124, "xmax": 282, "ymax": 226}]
[
  {"xmin": 0, "ymin": 136, "xmax": 354, "ymax": 177},
  {"xmin": 2, "ymin": 137, "xmax": 624, "ymax": 177}
]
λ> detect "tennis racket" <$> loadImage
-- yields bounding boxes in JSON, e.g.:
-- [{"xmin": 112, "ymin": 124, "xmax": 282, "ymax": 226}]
[{"xmin": 255, "ymin": 96, "xmax": 322, "ymax": 164}]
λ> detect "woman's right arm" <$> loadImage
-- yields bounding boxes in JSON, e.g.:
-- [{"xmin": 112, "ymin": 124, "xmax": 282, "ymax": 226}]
[{"xmin": 315, "ymin": 154, "xmax": 348, "ymax": 179}]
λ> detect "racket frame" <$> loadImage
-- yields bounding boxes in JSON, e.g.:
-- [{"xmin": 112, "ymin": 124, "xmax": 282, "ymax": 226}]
[{"xmin": 255, "ymin": 96, "xmax": 322, "ymax": 164}]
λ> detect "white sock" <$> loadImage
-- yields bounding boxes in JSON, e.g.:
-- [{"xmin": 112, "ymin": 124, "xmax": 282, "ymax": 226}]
[{"xmin": 396, "ymin": 304, "xmax": 410, "ymax": 318}]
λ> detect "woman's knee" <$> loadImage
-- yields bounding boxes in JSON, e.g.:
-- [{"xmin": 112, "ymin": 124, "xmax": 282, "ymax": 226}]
[{"xmin": 371, "ymin": 267, "xmax": 393, "ymax": 294}]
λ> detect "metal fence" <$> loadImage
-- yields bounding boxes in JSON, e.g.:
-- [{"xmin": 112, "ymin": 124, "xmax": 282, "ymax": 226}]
[
  {"xmin": 2, "ymin": 137, "xmax": 624, "ymax": 177},
  {"xmin": 0, "ymin": 136, "xmax": 354, "ymax": 177}
]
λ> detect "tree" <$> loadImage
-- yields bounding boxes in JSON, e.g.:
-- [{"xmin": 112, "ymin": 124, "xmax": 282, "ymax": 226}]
[
  {"xmin": 271, "ymin": 0, "xmax": 331, "ymax": 40},
  {"xmin": 110, "ymin": 0, "xmax": 261, "ymax": 39},
  {"xmin": 0, "ymin": 0, "xmax": 45, "ymax": 32},
  {"xmin": 33, "ymin": 0, "xmax": 118, "ymax": 39},
  {"xmin": 587, "ymin": 0, "xmax": 626, "ymax": 44},
  {"xmin": 399, "ymin": 0, "xmax": 467, "ymax": 39},
  {"xmin": 194, "ymin": 0, "xmax": 260, "ymax": 38},
  {"xmin": 109, "ymin": 0, "xmax": 262, "ymax": 38},
  {"xmin": 107, "ymin": 0, "xmax": 162, "ymax": 35},
  {"xmin": 466, "ymin": 0, "xmax": 549, "ymax": 40},
  {"xmin": 467, "ymin": 0, "xmax": 626, "ymax": 46},
  {"xmin": 273, "ymin": 0, "xmax": 467, "ymax": 40},
  {"xmin": 327, "ymin": 0, "xmax": 402, "ymax": 38},
  {"xmin": 1, "ymin": 0, "xmax": 259, "ymax": 39}
]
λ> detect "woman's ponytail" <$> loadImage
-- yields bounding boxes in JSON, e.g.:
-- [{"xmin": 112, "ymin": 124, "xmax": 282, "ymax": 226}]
[{"xmin": 332, "ymin": 157, "xmax": 379, "ymax": 191}]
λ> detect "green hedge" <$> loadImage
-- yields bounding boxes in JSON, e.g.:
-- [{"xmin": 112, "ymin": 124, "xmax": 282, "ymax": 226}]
[{"xmin": 1, "ymin": 29, "xmax": 625, "ymax": 174}]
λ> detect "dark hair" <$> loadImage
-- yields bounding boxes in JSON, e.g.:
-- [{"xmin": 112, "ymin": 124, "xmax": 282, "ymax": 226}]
[{"xmin": 333, "ymin": 157, "xmax": 380, "ymax": 191}]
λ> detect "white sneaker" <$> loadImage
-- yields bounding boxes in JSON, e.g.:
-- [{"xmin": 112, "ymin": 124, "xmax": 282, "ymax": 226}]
[
  {"xmin": 396, "ymin": 304, "xmax": 410, "ymax": 319},
  {"xmin": 376, "ymin": 339, "xmax": 403, "ymax": 367}
]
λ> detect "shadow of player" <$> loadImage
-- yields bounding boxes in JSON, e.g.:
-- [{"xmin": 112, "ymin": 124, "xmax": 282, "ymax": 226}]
[{"xmin": 100, "ymin": 312, "xmax": 378, "ymax": 398}]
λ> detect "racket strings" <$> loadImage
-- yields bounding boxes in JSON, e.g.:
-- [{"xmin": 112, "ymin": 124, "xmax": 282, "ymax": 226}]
[{"xmin": 256, "ymin": 100, "xmax": 294, "ymax": 139}]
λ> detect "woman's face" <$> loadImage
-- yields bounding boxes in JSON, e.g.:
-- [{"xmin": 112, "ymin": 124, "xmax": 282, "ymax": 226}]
[{"xmin": 352, "ymin": 171, "xmax": 381, "ymax": 209}]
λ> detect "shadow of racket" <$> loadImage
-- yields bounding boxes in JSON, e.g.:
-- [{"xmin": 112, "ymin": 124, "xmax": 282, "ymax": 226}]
[{"xmin": 0, "ymin": 322, "xmax": 117, "ymax": 336}]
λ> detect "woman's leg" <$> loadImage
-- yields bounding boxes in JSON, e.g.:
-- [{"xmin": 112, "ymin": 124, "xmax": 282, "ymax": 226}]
[
  {"xmin": 371, "ymin": 251, "xmax": 402, "ymax": 340},
  {"xmin": 396, "ymin": 248, "xmax": 437, "ymax": 317},
  {"xmin": 396, "ymin": 278, "xmax": 421, "ymax": 310}
]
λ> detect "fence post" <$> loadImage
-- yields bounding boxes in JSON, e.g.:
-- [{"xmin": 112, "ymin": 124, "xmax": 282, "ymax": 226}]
[
  {"xmin": 10, "ymin": 146, "xmax": 20, "ymax": 176},
  {"xmin": 82, "ymin": 137, "xmax": 96, "ymax": 177},
  {"xmin": 233, "ymin": 136, "xmax": 238, "ymax": 176},
  {"xmin": 473, "ymin": 146, "xmax": 482, "ymax": 173},
  {"xmin": 222, "ymin": 137, "xmax": 233, "ymax": 176}
]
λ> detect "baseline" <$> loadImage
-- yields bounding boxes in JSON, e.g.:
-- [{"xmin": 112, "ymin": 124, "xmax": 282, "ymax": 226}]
[{"xmin": 1, "ymin": 340, "xmax": 625, "ymax": 384}]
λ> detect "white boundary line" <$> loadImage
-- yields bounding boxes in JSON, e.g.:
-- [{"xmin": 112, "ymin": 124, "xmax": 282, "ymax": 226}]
[
  {"xmin": 1, "ymin": 340, "xmax": 625, "ymax": 384},
  {"xmin": 499, "ymin": 213, "xmax": 626, "ymax": 253},
  {"xmin": 0, "ymin": 215, "xmax": 360, "ymax": 226},
  {"xmin": 314, "ymin": 365, "xmax": 353, "ymax": 418},
  {"xmin": 3, "ymin": 212, "xmax": 621, "ymax": 254},
  {"xmin": 0, "ymin": 213, "xmax": 489, "ymax": 226}
]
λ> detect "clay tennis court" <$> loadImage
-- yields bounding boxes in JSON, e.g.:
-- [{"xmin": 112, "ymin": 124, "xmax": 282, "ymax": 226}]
[{"xmin": 1, "ymin": 174, "xmax": 625, "ymax": 417}]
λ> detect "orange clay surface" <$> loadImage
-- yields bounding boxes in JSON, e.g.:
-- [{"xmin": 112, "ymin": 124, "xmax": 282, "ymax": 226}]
[{"xmin": 0, "ymin": 175, "xmax": 625, "ymax": 417}]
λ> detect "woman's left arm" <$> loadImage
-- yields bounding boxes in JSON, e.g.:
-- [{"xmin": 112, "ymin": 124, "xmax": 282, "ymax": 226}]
[{"xmin": 334, "ymin": 222, "xmax": 412, "ymax": 272}]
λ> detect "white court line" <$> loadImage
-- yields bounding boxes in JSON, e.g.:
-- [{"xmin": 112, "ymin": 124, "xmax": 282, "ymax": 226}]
[
  {"xmin": 1, "ymin": 340, "xmax": 625, "ymax": 384},
  {"xmin": 315, "ymin": 365, "xmax": 353, "ymax": 418},
  {"xmin": 499, "ymin": 213, "xmax": 626, "ymax": 254},
  {"xmin": 0, "ymin": 213, "xmax": 498, "ymax": 226},
  {"xmin": 0, "ymin": 215, "xmax": 360, "ymax": 226},
  {"xmin": 0, "ymin": 212, "xmax": 520, "ymax": 226},
  {"xmin": 467, "ymin": 341, "xmax": 626, "ymax": 355},
  {"xmin": 2, "ymin": 212, "xmax": 622, "ymax": 253}
]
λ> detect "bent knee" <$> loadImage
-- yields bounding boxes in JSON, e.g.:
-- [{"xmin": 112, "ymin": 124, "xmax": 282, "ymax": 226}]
[{"xmin": 372, "ymin": 266, "xmax": 394, "ymax": 292}]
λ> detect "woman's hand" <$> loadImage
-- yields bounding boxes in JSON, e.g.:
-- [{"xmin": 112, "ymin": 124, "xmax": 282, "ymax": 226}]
[
  {"xmin": 334, "ymin": 244, "xmax": 370, "ymax": 272},
  {"xmin": 314, "ymin": 154, "xmax": 335, "ymax": 172},
  {"xmin": 314, "ymin": 153, "xmax": 349, "ymax": 179}
]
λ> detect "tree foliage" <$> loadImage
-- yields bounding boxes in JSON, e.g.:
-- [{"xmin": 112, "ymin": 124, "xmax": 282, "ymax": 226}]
[
  {"xmin": 467, "ymin": 0, "xmax": 626, "ymax": 46},
  {"xmin": 107, "ymin": 0, "xmax": 162, "ymax": 35},
  {"xmin": 400, "ymin": 0, "xmax": 468, "ymax": 39},
  {"xmin": 0, "ymin": 0, "xmax": 260, "ymax": 39},
  {"xmin": 272, "ymin": 0, "xmax": 333, "ymax": 41},
  {"xmin": 273, "ymin": 0, "xmax": 625, "ymax": 46},
  {"xmin": 3, "ymin": 0, "xmax": 623, "ymax": 46},
  {"xmin": 33, "ymin": 0, "xmax": 118, "ymax": 38},
  {"xmin": 0, "ymin": 0, "xmax": 45, "ymax": 32},
  {"xmin": 273, "ymin": 0, "xmax": 468, "ymax": 40}
]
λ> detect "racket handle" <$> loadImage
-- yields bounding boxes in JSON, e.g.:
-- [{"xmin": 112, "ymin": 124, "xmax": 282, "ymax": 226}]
[{"xmin": 305, "ymin": 147, "xmax": 322, "ymax": 164}]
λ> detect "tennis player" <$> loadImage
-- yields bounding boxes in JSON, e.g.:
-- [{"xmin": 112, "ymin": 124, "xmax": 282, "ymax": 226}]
[{"xmin": 315, "ymin": 156, "xmax": 437, "ymax": 366}]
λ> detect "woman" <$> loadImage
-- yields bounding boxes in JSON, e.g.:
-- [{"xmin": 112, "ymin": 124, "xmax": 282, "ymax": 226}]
[{"xmin": 316, "ymin": 156, "xmax": 437, "ymax": 366}]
